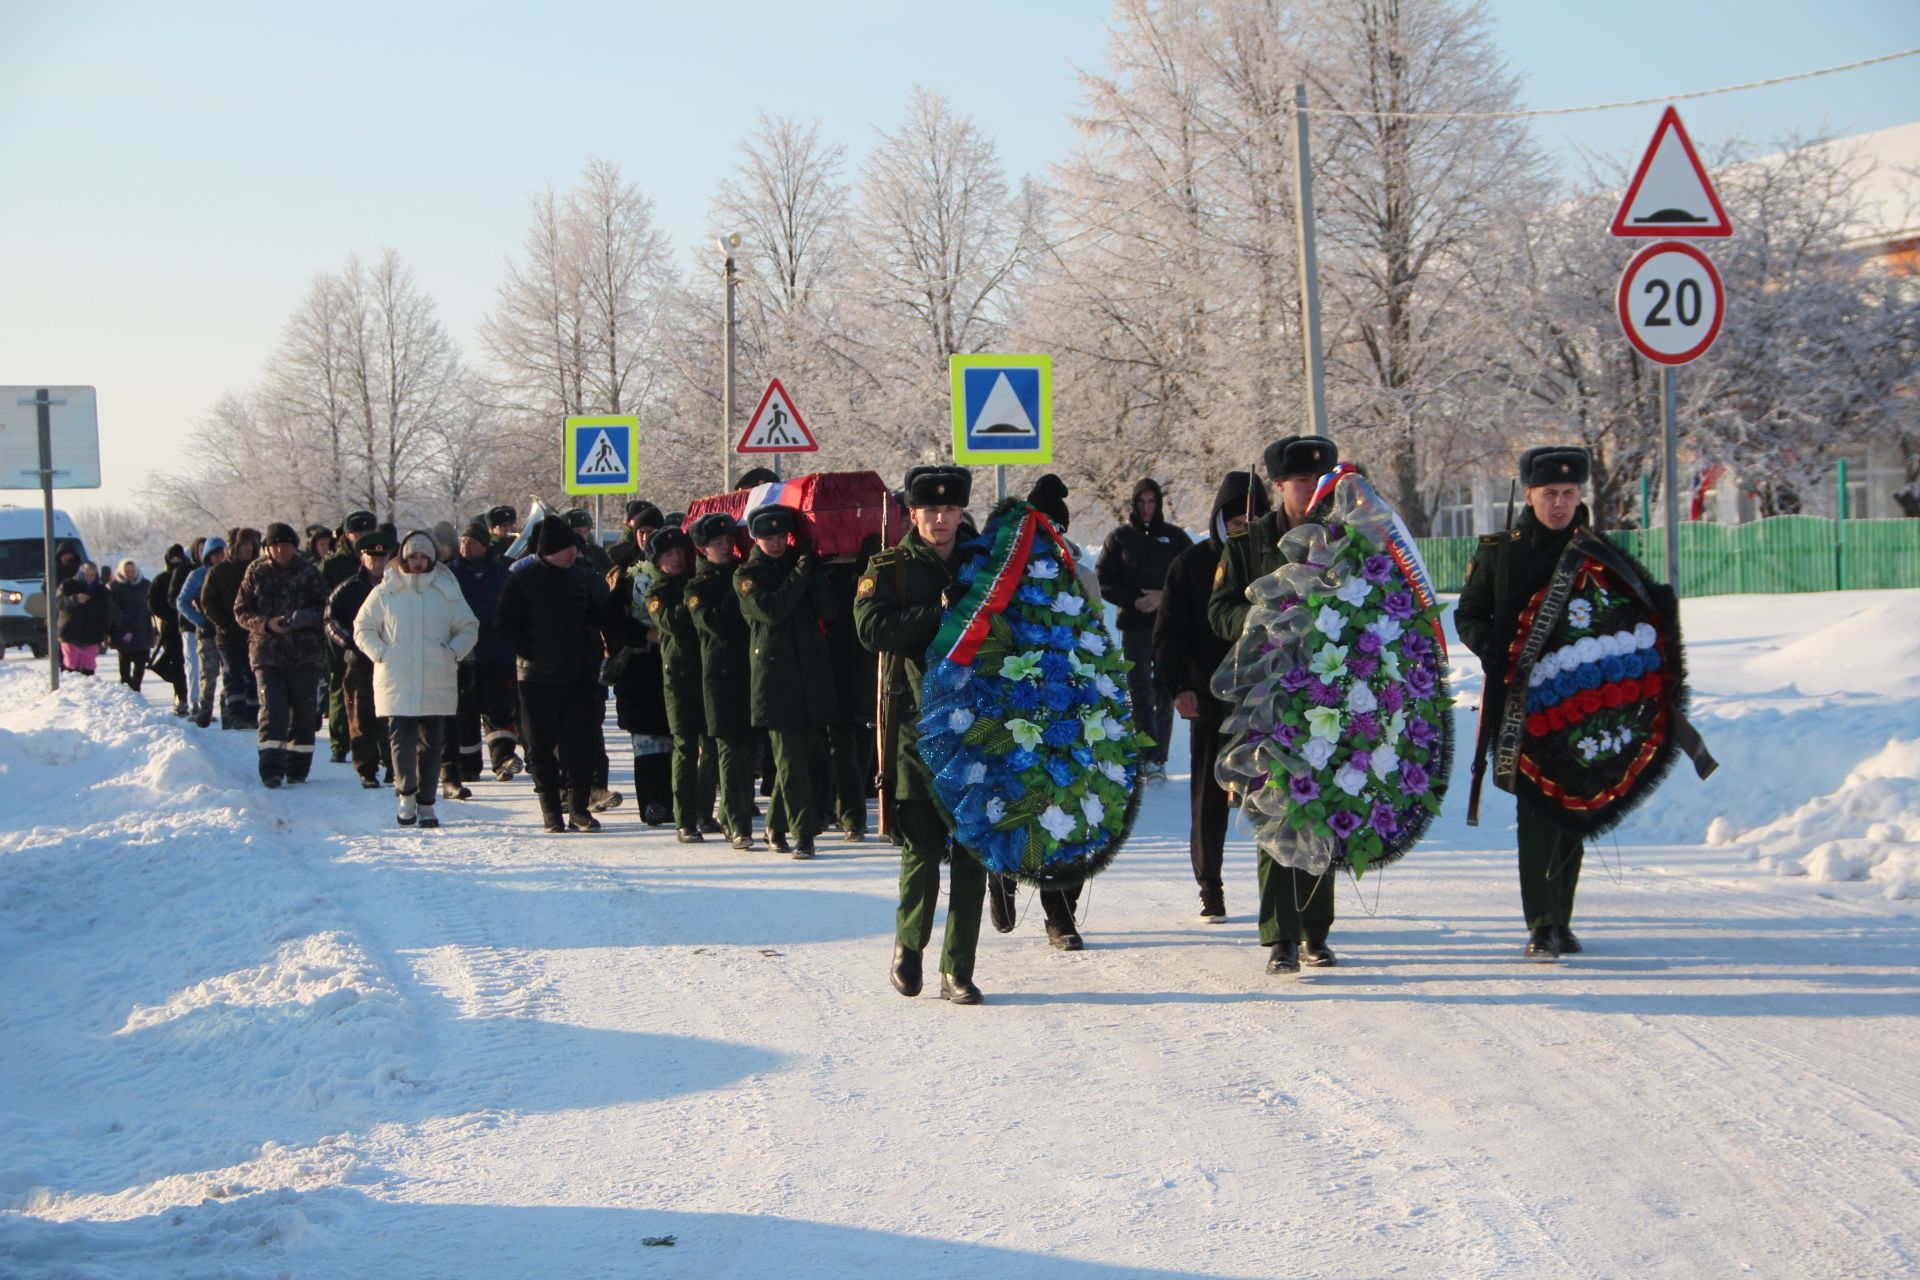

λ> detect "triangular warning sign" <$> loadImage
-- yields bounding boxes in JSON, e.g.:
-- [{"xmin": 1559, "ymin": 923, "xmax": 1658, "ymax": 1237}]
[
  {"xmin": 972, "ymin": 372, "xmax": 1036, "ymax": 437},
  {"xmin": 578, "ymin": 428, "xmax": 628, "ymax": 476},
  {"xmin": 1611, "ymin": 106, "xmax": 1732, "ymax": 238},
  {"xmin": 737, "ymin": 378, "xmax": 818, "ymax": 453}
]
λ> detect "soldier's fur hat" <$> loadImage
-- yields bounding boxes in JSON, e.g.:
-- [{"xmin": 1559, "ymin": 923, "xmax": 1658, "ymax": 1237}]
[
  {"xmin": 1520, "ymin": 446, "xmax": 1590, "ymax": 488},
  {"xmin": 486, "ymin": 504, "xmax": 517, "ymax": 529},
  {"xmin": 905, "ymin": 465, "xmax": 972, "ymax": 509},
  {"xmin": 343, "ymin": 509, "xmax": 378, "ymax": 535},
  {"xmin": 1026, "ymin": 473, "xmax": 1070, "ymax": 531},
  {"xmin": 264, "ymin": 522, "xmax": 300, "ymax": 547},
  {"xmin": 563, "ymin": 507, "xmax": 593, "ymax": 530},
  {"xmin": 625, "ymin": 500, "xmax": 663, "ymax": 528},
  {"xmin": 1263, "ymin": 435, "xmax": 1338, "ymax": 481},
  {"xmin": 746, "ymin": 506, "xmax": 795, "ymax": 539},
  {"xmin": 735, "ymin": 467, "xmax": 778, "ymax": 490},
  {"xmin": 647, "ymin": 526, "xmax": 693, "ymax": 561},
  {"xmin": 692, "ymin": 512, "xmax": 737, "ymax": 545}
]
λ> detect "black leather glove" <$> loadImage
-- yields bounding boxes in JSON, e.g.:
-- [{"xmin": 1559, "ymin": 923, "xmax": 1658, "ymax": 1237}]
[{"xmin": 941, "ymin": 582, "xmax": 965, "ymax": 610}]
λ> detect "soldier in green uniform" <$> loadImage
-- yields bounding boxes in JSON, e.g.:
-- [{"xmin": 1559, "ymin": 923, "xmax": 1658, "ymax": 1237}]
[
  {"xmin": 736, "ymin": 505, "xmax": 839, "ymax": 860},
  {"xmin": 565, "ymin": 507, "xmax": 614, "ymax": 576},
  {"xmin": 1455, "ymin": 445, "xmax": 1593, "ymax": 961},
  {"xmin": 823, "ymin": 554, "xmax": 878, "ymax": 841},
  {"xmin": 485, "ymin": 505, "xmax": 519, "ymax": 560},
  {"xmin": 321, "ymin": 509, "xmax": 380, "ymax": 763},
  {"xmin": 1207, "ymin": 434, "xmax": 1343, "ymax": 975},
  {"xmin": 854, "ymin": 465, "xmax": 987, "ymax": 1005},
  {"xmin": 687, "ymin": 513, "xmax": 757, "ymax": 849},
  {"xmin": 646, "ymin": 524, "xmax": 709, "ymax": 843}
]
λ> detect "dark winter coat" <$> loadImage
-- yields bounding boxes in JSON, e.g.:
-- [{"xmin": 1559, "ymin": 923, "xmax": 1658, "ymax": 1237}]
[
  {"xmin": 200, "ymin": 532, "xmax": 260, "ymax": 647},
  {"xmin": 605, "ymin": 568, "xmax": 668, "ymax": 736},
  {"xmin": 1455, "ymin": 504, "xmax": 1592, "ymax": 700},
  {"xmin": 825, "ymin": 559, "xmax": 878, "ymax": 727},
  {"xmin": 321, "ymin": 541, "xmax": 363, "ymax": 594},
  {"xmin": 326, "ymin": 569, "xmax": 381, "ymax": 666},
  {"xmin": 736, "ymin": 545, "xmax": 838, "ymax": 730},
  {"xmin": 107, "ymin": 575, "xmax": 156, "ymax": 653},
  {"xmin": 149, "ymin": 552, "xmax": 189, "ymax": 640},
  {"xmin": 852, "ymin": 530, "xmax": 957, "ymax": 804},
  {"xmin": 495, "ymin": 555, "xmax": 609, "ymax": 686},
  {"xmin": 648, "ymin": 571, "xmax": 705, "ymax": 738},
  {"xmin": 1098, "ymin": 479, "xmax": 1193, "ymax": 633},
  {"xmin": 451, "ymin": 551, "xmax": 513, "ymax": 665},
  {"xmin": 607, "ymin": 528, "xmax": 647, "ymax": 570},
  {"xmin": 233, "ymin": 553, "xmax": 329, "ymax": 669},
  {"xmin": 687, "ymin": 556, "xmax": 751, "ymax": 738},
  {"xmin": 56, "ymin": 575, "xmax": 111, "ymax": 646},
  {"xmin": 1155, "ymin": 471, "xmax": 1271, "ymax": 723},
  {"xmin": 1208, "ymin": 500, "xmax": 1303, "ymax": 643}
]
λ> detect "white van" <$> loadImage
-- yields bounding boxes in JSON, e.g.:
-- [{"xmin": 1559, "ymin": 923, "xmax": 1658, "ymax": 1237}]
[{"xmin": 0, "ymin": 505, "xmax": 92, "ymax": 657}]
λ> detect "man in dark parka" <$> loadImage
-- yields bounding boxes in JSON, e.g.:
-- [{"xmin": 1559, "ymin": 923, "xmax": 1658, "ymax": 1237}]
[
  {"xmin": 647, "ymin": 525, "xmax": 708, "ymax": 842},
  {"xmin": 687, "ymin": 512, "xmax": 756, "ymax": 849}
]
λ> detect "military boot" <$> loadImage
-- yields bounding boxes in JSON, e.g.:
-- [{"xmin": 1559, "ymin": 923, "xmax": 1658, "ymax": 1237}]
[{"xmin": 890, "ymin": 944, "xmax": 923, "ymax": 997}]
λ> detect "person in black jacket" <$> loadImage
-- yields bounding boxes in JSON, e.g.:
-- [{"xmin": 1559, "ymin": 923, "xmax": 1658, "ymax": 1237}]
[
  {"xmin": 149, "ymin": 545, "xmax": 192, "ymax": 713},
  {"xmin": 496, "ymin": 516, "xmax": 611, "ymax": 833},
  {"xmin": 326, "ymin": 532, "xmax": 396, "ymax": 787},
  {"xmin": 451, "ymin": 523, "xmax": 521, "ymax": 782},
  {"xmin": 1153, "ymin": 468, "xmax": 1271, "ymax": 922},
  {"xmin": 1097, "ymin": 478, "xmax": 1191, "ymax": 779},
  {"xmin": 56, "ymin": 561, "xmax": 110, "ymax": 674},
  {"xmin": 200, "ymin": 527, "xmax": 261, "ymax": 729}
]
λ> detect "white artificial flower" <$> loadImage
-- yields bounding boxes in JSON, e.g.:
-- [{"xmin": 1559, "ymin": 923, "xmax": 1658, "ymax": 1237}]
[
  {"xmin": 1039, "ymin": 804, "xmax": 1078, "ymax": 841},
  {"xmin": 1095, "ymin": 674, "xmax": 1120, "ymax": 699},
  {"xmin": 1054, "ymin": 592, "xmax": 1084, "ymax": 616},
  {"xmin": 1572, "ymin": 636, "xmax": 1601, "ymax": 665},
  {"xmin": 1309, "ymin": 645, "xmax": 1350, "ymax": 678},
  {"xmin": 1333, "ymin": 763, "xmax": 1369, "ymax": 797},
  {"xmin": 1079, "ymin": 631, "xmax": 1108, "ymax": 656},
  {"xmin": 1366, "ymin": 617, "xmax": 1404, "ymax": 645},
  {"xmin": 1384, "ymin": 709, "xmax": 1407, "ymax": 745},
  {"xmin": 1081, "ymin": 793, "xmax": 1105, "ymax": 828},
  {"xmin": 1347, "ymin": 682, "xmax": 1378, "ymax": 715},
  {"xmin": 965, "ymin": 762, "xmax": 988, "ymax": 785},
  {"xmin": 1099, "ymin": 759, "xmax": 1128, "ymax": 785},
  {"xmin": 985, "ymin": 797, "xmax": 1007, "ymax": 823},
  {"xmin": 1305, "ymin": 707, "xmax": 1344, "ymax": 742},
  {"xmin": 1567, "ymin": 599, "xmax": 1593, "ymax": 630},
  {"xmin": 1027, "ymin": 559, "xmax": 1059, "ymax": 580},
  {"xmin": 1103, "ymin": 715, "xmax": 1128, "ymax": 742},
  {"xmin": 948, "ymin": 708, "xmax": 976, "ymax": 734},
  {"xmin": 1301, "ymin": 736, "xmax": 1337, "ymax": 769},
  {"xmin": 1082, "ymin": 712, "xmax": 1107, "ymax": 743},
  {"xmin": 1334, "ymin": 575, "xmax": 1372, "ymax": 606},
  {"xmin": 1315, "ymin": 604, "xmax": 1347, "ymax": 640},
  {"xmin": 1634, "ymin": 622, "xmax": 1656, "ymax": 649},
  {"xmin": 1379, "ymin": 649, "xmax": 1402, "ymax": 682},
  {"xmin": 1370, "ymin": 742, "xmax": 1400, "ymax": 780},
  {"xmin": 1576, "ymin": 737, "xmax": 1597, "ymax": 761}
]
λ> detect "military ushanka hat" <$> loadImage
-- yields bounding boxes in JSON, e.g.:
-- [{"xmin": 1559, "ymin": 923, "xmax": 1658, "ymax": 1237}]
[
  {"xmin": 486, "ymin": 504, "xmax": 518, "ymax": 528},
  {"xmin": 1520, "ymin": 446, "xmax": 1591, "ymax": 488},
  {"xmin": 692, "ymin": 512, "xmax": 737, "ymax": 545},
  {"xmin": 1263, "ymin": 435, "xmax": 1338, "ymax": 481},
  {"xmin": 647, "ymin": 526, "xmax": 693, "ymax": 561},
  {"xmin": 343, "ymin": 509, "xmax": 379, "ymax": 535},
  {"xmin": 904, "ymin": 465, "xmax": 972, "ymax": 508},
  {"xmin": 746, "ymin": 505, "xmax": 796, "ymax": 538}
]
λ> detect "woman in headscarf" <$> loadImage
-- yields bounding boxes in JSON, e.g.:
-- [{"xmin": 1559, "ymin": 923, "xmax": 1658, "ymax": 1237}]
[
  {"xmin": 107, "ymin": 559, "xmax": 156, "ymax": 690},
  {"xmin": 56, "ymin": 561, "xmax": 111, "ymax": 675}
]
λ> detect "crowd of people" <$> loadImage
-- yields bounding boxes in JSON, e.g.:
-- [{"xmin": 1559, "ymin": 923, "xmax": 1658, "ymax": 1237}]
[{"xmin": 50, "ymin": 434, "xmax": 1614, "ymax": 999}]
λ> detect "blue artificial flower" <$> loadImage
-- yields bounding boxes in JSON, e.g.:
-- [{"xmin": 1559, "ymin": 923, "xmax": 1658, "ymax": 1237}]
[
  {"xmin": 1641, "ymin": 647, "xmax": 1662, "ymax": 672},
  {"xmin": 1039, "ymin": 651, "xmax": 1073, "ymax": 682},
  {"xmin": 955, "ymin": 560, "xmax": 980, "ymax": 586},
  {"xmin": 1008, "ymin": 746, "xmax": 1040, "ymax": 772},
  {"xmin": 1041, "ymin": 682, "xmax": 1076, "ymax": 712},
  {"xmin": 1017, "ymin": 584, "xmax": 1052, "ymax": 607},
  {"xmin": 1599, "ymin": 654, "xmax": 1626, "ymax": 682},
  {"xmin": 1076, "ymin": 683, "xmax": 1103, "ymax": 707},
  {"xmin": 1045, "ymin": 758, "xmax": 1076, "ymax": 787},
  {"xmin": 1013, "ymin": 621, "xmax": 1048, "ymax": 647},
  {"xmin": 1006, "ymin": 681, "xmax": 1043, "ymax": 713},
  {"xmin": 1575, "ymin": 663, "xmax": 1602, "ymax": 691},
  {"xmin": 1042, "ymin": 718, "xmax": 1081, "ymax": 749},
  {"xmin": 1071, "ymin": 745, "xmax": 1094, "ymax": 767},
  {"xmin": 1047, "ymin": 624, "xmax": 1078, "ymax": 651}
]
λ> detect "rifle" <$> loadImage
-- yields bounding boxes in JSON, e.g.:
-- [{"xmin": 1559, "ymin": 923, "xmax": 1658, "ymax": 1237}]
[
  {"xmin": 874, "ymin": 490, "xmax": 901, "ymax": 840},
  {"xmin": 1466, "ymin": 480, "xmax": 1517, "ymax": 826}
]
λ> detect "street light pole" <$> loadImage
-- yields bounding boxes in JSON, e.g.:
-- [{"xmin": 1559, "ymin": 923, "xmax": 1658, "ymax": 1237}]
[{"xmin": 719, "ymin": 234, "xmax": 741, "ymax": 490}]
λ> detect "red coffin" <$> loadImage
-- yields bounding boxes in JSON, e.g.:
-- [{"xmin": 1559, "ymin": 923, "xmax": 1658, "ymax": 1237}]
[{"xmin": 683, "ymin": 471, "xmax": 905, "ymax": 557}]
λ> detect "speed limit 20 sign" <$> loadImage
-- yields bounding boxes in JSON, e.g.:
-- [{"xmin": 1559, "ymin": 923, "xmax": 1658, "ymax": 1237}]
[{"xmin": 1617, "ymin": 241, "xmax": 1725, "ymax": 366}]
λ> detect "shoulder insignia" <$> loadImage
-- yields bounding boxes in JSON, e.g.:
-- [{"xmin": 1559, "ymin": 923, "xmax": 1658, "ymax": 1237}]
[
  {"xmin": 738, "ymin": 576, "xmax": 757, "ymax": 595},
  {"xmin": 857, "ymin": 575, "xmax": 877, "ymax": 599},
  {"xmin": 646, "ymin": 597, "xmax": 662, "ymax": 615},
  {"xmin": 868, "ymin": 549, "xmax": 900, "ymax": 569},
  {"xmin": 1509, "ymin": 529, "xmax": 1523, "ymax": 541},
  {"xmin": 1225, "ymin": 525, "xmax": 1249, "ymax": 540},
  {"xmin": 688, "ymin": 593, "xmax": 702, "ymax": 611},
  {"xmin": 1477, "ymin": 533, "xmax": 1503, "ymax": 547},
  {"xmin": 1212, "ymin": 561, "xmax": 1227, "ymax": 588}
]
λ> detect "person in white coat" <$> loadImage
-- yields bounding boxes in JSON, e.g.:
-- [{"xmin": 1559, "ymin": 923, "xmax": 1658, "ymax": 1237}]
[{"xmin": 354, "ymin": 530, "xmax": 479, "ymax": 827}]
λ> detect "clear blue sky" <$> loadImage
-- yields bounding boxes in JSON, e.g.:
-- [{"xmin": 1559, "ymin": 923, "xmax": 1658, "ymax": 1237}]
[{"xmin": 2, "ymin": 0, "xmax": 1915, "ymax": 511}]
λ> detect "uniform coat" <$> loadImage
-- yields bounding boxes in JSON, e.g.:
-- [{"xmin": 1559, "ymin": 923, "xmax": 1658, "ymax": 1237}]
[
  {"xmin": 648, "ymin": 571, "xmax": 706, "ymax": 738},
  {"xmin": 736, "ymin": 546, "xmax": 839, "ymax": 730},
  {"xmin": 687, "ymin": 557, "xmax": 751, "ymax": 738}
]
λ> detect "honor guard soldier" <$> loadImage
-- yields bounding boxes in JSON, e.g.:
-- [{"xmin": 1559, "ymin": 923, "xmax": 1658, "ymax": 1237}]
[
  {"xmin": 646, "ymin": 524, "xmax": 709, "ymax": 843},
  {"xmin": 687, "ymin": 513, "xmax": 758, "ymax": 849},
  {"xmin": 736, "ymin": 505, "xmax": 840, "ymax": 859},
  {"xmin": 1455, "ymin": 446, "xmax": 1593, "ymax": 961},
  {"xmin": 855, "ymin": 465, "xmax": 987, "ymax": 1005},
  {"xmin": 1208, "ymin": 434, "xmax": 1344, "ymax": 975},
  {"xmin": 486, "ymin": 505, "xmax": 520, "ymax": 560}
]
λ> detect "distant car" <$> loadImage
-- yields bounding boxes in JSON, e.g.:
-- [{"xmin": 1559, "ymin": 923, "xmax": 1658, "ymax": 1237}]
[{"xmin": 0, "ymin": 505, "xmax": 91, "ymax": 658}]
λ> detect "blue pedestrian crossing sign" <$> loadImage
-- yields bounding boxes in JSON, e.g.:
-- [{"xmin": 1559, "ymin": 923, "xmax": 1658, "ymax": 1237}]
[
  {"xmin": 564, "ymin": 415, "xmax": 639, "ymax": 496},
  {"xmin": 951, "ymin": 354, "xmax": 1052, "ymax": 465}
]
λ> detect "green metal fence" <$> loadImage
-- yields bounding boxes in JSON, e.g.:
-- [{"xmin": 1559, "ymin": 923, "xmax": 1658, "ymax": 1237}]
[{"xmin": 1417, "ymin": 516, "xmax": 1920, "ymax": 596}]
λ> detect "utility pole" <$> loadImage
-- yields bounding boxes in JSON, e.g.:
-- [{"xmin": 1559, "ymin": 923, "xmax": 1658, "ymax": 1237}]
[
  {"xmin": 1290, "ymin": 83, "xmax": 1330, "ymax": 438},
  {"xmin": 719, "ymin": 233, "xmax": 741, "ymax": 490},
  {"xmin": 34, "ymin": 389, "xmax": 60, "ymax": 692}
]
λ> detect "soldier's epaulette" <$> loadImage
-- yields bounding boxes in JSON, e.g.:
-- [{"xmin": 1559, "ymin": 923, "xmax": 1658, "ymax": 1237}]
[
  {"xmin": 866, "ymin": 548, "xmax": 903, "ymax": 568},
  {"xmin": 1478, "ymin": 530, "xmax": 1519, "ymax": 546},
  {"xmin": 1225, "ymin": 524, "xmax": 1250, "ymax": 540}
]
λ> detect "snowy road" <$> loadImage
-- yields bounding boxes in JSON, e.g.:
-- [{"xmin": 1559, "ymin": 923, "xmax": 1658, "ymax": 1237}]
[{"xmin": 3, "ymin": 591, "xmax": 1917, "ymax": 1278}]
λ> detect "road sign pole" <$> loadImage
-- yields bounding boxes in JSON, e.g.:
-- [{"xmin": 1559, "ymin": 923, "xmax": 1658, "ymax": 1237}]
[
  {"xmin": 722, "ymin": 251, "xmax": 738, "ymax": 491},
  {"xmin": 1291, "ymin": 84, "xmax": 1330, "ymax": 438},
  {"xmin": 35, "ymin": 389, "xmax": 58, "ymax": 692},
  {"xmin": 997, "ymin": 465, "xmax": 1006, "ymax": 503},
  {"xmin": 1662, "ymin": 366, "xmax": 1680, "ymax": 589}
]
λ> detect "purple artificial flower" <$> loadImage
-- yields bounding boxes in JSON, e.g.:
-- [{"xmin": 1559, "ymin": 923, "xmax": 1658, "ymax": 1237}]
[
  {"xmin": 1261, "ymin": 637, "xmax": 1284, "ymax": 655},
  {"xmin": 1399, "ymin": 760, "xmax": 1430, "ymax": 796},
  {"xmin": 1349, "ymin": 712, "xmax": 1380, "ymax": 744},
  {"xmin": 1307, "ymin": 678, "xmax": 1343, "ymax": 707},
  {"xmin": 1355, "ymin": 629, "xmax": 1383, "ymax": 656},
  {"xmin": 1277, "ymin": 594, "xmax": 1305, "ymax": 611},
  {"xmin": 1362, "ymin": 554, "xmax": 1393, "ymax": 584},
  {"xmin": 1326, "ymin": 522, "xmax": 1346, "ymax": 540},
  {"xmin": 1404, "ymin": 632, "xmax": 1433, "ymax": 662},
  {"xmin": 1279, "ymin": 666, "xmax": 1313, "ymax": 693},
  {"xmin": 1383, "ymin": 590, "xmax": 1416, "ymax": 621},
  {"xmin": 1369, "ymin": 801, "xmax": 1399, "ymax": 838},
  {"xmin": 1252, "ymin": 770, "xmax": 1270, "ymax": 790},
  {"xmin": 1406, "ymin": 665, "xmax": 1437, "ymax": 697},
  {"xmin": 1275, "ymin": 724, "xmax": 1302, "ymax": 749},
  {"xmin": 1406, "ymin": 716, "xmax": 1437, "ymax": 748},
  {"xmin": 1348, "ymin": 655, "xmax": 1379, "ymax": 679},
  {"xmin": 1290, "ymin": 774, "xmax": 1321, "ymax": 803},
  {"xmin": 1348, "ymin": 749, "xmax": 1373, "ymax": 774},
  {"xmin": 1327, "ymin": 809, "xmax": 1363, "ymax": 839},
  {"xmin": 1377, "ymin": 681, "xmax": 1406, "ymax": 714}
]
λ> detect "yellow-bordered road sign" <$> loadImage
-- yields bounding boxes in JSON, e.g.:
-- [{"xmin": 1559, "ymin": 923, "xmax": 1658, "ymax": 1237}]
[
  {"xmin": 564, "ymin": 415, "xmax": 639, "ymax": 496},
  {"xmin": 950, "ymin": 354, "xmax": 1052, "ymax": 466}
]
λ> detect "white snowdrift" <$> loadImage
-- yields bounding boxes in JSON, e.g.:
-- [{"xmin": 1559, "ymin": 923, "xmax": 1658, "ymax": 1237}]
[{"xmin": 1735, "ymin": 738, "xmax": 1920, "ymax": 898}]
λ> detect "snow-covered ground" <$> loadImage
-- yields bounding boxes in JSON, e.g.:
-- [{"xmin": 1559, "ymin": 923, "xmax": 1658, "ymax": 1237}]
[{"xmin": 2, "ymin": 590, "xmax": 1916, "ymax": 1279}]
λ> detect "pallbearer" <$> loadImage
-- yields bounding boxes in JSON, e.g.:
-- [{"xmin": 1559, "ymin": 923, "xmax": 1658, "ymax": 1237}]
[
  {"xmin": 646, "ymin": 524, "xmax": 708, "ymax": 843},
  {"xmin": 855, "ymin": 466, "xmax": 987, "ymax": 1005},
  {"xmin": 687, "ymin": 512, "xmax": 757, "ymax": 849}
]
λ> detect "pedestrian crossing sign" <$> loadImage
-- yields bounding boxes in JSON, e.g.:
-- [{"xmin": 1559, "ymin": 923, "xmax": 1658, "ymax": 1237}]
[
  {"xmin": 951, "ymin": 354, "xmax": 1052, "ymax": 465},
  {"xmin": 564, "ymin": 415, "xmax": 639, "ymax": 495}
]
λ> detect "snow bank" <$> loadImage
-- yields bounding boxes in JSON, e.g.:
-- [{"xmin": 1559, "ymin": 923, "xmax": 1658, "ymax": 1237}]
[{"xmin": 1736, "ymin": 738, "xmax": 1920, "ymax": 899}]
